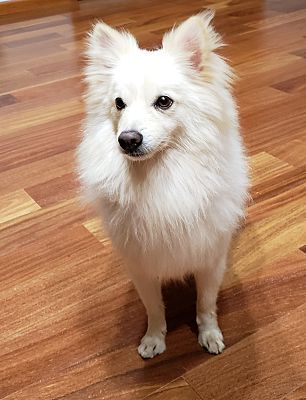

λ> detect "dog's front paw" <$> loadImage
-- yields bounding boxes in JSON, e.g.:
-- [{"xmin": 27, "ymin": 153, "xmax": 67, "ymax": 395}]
[
  {"xmin": 198, "ymin": 328, "xmax": 225, "ymax": 354},
  {"xmin": 138, "ymin": 334, "xmax": 166, "ymax": 359}
]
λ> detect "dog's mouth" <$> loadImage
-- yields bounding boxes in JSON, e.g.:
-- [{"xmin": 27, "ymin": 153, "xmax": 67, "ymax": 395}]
[
  {"xmin": 119, "ymin": 140, "xmax": 157, "ymax": 161},
  {"xmin": 122, "ymin": 148, "xmax": 153, "ymax": 161}
]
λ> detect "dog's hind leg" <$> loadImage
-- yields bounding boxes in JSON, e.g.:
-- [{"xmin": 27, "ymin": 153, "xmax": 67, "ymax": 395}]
[
  {"xmin": 195, "ymin": 234, "xmax": 231, "ymax": 354},
  {"xmin": 129, "ymin": 268, "xmax": 167, "ymax": 358}
]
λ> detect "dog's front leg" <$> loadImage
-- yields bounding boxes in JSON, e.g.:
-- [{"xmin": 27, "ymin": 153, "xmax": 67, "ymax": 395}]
[
  {"xmin": 128, "ymin": 267, "xmax": 166, "ymax": 358},
  {"xmin": 195, "ymin": 236, "xmax": 231, "ymax": 354}
]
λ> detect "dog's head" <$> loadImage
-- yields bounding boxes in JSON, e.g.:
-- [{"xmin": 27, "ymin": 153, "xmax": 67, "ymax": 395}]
[{"xmin": 85, "ymin": 12, "xmax": 228, "ymax": 161}]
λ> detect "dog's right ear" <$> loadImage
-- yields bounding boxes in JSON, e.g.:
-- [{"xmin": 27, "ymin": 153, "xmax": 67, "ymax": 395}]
[
  {"xmin": 86, "ymin": 22, "xmax": 138, "ymax": 71},
  {"xmin": 162, "ymin": 11, "xmax": 222, "ymax": 72}
]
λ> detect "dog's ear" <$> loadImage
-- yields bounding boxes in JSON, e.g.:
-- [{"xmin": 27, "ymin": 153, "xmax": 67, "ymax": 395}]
[
  {"xmin": 162, "ymin": 11, "xmax": 222, "ymax": 71},
  {"xmin": 86, "ymin": 22, "xmax": 137, "ymax": 71}
]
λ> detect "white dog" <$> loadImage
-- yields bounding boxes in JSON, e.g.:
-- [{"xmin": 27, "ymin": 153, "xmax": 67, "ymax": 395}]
[{"xmin": 77, "ymin": 11, "xmax": 248, "ymax": 359}]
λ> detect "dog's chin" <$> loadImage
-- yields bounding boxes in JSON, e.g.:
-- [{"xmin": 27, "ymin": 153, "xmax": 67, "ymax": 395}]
[{"xmin": 121, "ymin": 148, "xmax": 157, "ymax": 162}]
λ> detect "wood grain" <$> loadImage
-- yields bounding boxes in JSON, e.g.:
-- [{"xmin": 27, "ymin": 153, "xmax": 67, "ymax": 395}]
[
  {"xmin": 0, "ymin": 94, "xmax": 17, "ymax": 107},
  {"xmin": 184, "ymin": 304, "xmax": 306, "ymax": 400},
  {"xmin": 283, "ymin": 384, "xmax": 306, "ymax": 400},
  {"xmin": 0, "ymin": 0, "xmax": 305, "ymax": 399},
  {"xmin": 145, "ymin": 378, "xmax": 201, "ymax": 399},
  {"xmin": 0, "ymin": 189, "xmax": 40, "ymax": 224},
  {"xmin": 0, "ymin": 0, "xmax": 78, "ymax": 23}
]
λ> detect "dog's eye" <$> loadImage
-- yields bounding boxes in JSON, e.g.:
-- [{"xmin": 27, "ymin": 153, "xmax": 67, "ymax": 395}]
[
  {"xmin": 115, "ymin": 97, "xmax": 126, "ymax": 110},
  {"xmin": 154, "ymin": 96, "xmax": 173, "ymax": 110}
]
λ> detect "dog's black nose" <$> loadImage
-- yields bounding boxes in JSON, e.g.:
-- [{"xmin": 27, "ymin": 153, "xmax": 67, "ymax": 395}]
[{"xmin": 118, "ymin": 130, "xmax": 143, "ymax": 152}]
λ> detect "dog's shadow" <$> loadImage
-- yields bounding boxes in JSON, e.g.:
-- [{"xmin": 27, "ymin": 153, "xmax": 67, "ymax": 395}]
[{"xmin": 163, "ymin": 276, "xmax": 198, "ymax": 334}]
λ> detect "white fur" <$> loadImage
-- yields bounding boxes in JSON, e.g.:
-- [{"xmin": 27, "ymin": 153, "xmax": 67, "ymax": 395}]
[{"xmin": 77, "ymin": 12, "xmax": 248, "ymax": 358}]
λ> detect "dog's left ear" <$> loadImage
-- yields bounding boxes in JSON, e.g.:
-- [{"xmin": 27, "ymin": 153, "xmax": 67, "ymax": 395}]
[
  {"xmin": 86, "ymin": 21, "xmax": 138, "ymax": 71},
  {"xmin": 162, "ymin": 11, "xmax": 222, "ymax": 71}
]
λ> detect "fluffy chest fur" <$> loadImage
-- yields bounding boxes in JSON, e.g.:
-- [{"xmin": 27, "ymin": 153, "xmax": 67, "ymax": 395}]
[{"xmin": 78, "ymin": 123, "xmax": 247, "ymax": 279}]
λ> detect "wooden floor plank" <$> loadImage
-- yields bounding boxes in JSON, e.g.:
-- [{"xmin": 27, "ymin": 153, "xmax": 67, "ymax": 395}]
[
  {"xmin": 144, "ymin": 377, "xmax": 202, "ymax": 400},
  {"xmin": 0, "ymin": 189, "xmax": 40, "ymax": 224},
  {"xmin": 282, "ymin": 384, "xmax": 306, "ymax": 400},
  {"xmin": 249, "ymin": 151, "xmax": 293, "ymax": 185},
  {"xmin": 184, "ymin": 303, "xmax": 306, "ymax": 400},
  {"xmin": 268, "ymin": 139, "xmax": 306, "ymax": 168}
]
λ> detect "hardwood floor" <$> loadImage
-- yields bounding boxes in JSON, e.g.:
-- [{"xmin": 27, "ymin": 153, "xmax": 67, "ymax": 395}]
[{"xmin": 0, "ymin": 0, "xmax": 305, "ymax": 399}]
